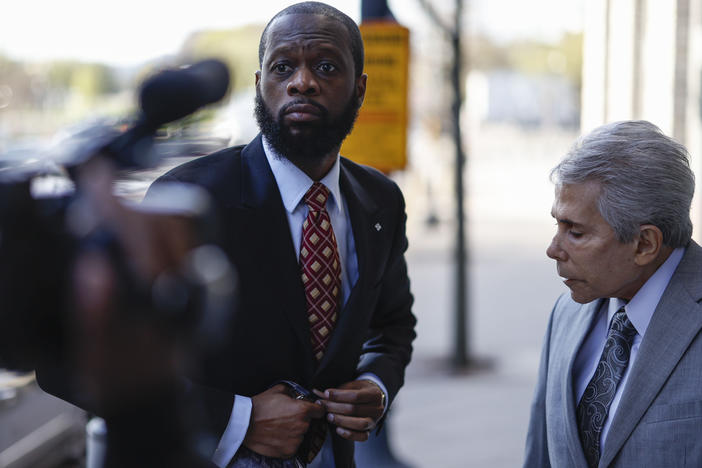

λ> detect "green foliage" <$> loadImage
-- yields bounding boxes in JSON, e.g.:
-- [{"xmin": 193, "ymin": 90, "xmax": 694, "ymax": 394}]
[
  {"xmin": 42, "ymin": 60, "xmax": 120, "ymax": 103},
  {"xmin": 68, "ymin": 63, "xmax": 119, "ymax": 98},
  {"xmin": 178, "ymin": 24, "xmax": 264, "ymax": 92},
  {"xmin": 46, "ymin": 61, "xmax": 75, "ymax": 89},
  {"xmin": 0, "ymin": 54, "xmax": 35, "ymax": 108},
  {"xmin": 1, "ymin": 55, "xmax": 121, "ymax": 109},
  {"xmin": 470, "ymin": 32, "xmax": 583, "ymax": 86}
]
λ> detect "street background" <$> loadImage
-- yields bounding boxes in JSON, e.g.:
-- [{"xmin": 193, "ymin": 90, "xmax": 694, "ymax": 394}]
[
  {"xmin": 388, "ymin": 124, "xmax": 572, "ymax": 467},
  {"xmin": 4, "ymin": 1, "xmax": 702, "ymax": 467}
]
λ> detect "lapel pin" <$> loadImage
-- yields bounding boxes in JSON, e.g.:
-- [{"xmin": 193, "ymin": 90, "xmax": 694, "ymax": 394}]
[{"xmin": 374, "ymin": 223, "xmax": 382, "ymax": 231}]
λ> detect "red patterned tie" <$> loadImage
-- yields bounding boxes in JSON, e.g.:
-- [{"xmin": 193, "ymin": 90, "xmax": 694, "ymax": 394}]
[{"xmin": 300, "ymin": 182, "xmax": 341, "ymax": 361}]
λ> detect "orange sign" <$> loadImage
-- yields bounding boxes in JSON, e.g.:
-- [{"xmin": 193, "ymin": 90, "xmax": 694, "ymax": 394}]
[{"xmin": 341, "ymin": 22, "xmax": 409, "ymax": 173}]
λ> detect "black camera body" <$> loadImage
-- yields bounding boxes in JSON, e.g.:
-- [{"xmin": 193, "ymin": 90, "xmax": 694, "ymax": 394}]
[
  {"xmin": 0, "ymin": 59, "xmax": 232, "ymax": 373},
  {"xmin": 0, "ymin": 178, "xmax": 76, "ymax": 370}
]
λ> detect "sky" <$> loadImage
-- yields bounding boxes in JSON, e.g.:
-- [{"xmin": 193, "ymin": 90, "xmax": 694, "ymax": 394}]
[{"xmin": 1, "ymin": 0, "xmax": 584, "ymax": 66}]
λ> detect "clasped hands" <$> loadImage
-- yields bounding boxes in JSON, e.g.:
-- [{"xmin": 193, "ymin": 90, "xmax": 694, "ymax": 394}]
[{"xmin": 243, "ymin": 380, "xmax": 385, "ymax": 459}]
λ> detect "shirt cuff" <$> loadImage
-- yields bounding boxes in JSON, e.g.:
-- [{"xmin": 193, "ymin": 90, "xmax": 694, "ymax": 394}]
[
  {"xmin": 211, "ymin": 395, "xmax": 252, "ymax": 468},
  {"xmin": 357, "ymin": 372, "xmax": 389, "ymax": 415}
]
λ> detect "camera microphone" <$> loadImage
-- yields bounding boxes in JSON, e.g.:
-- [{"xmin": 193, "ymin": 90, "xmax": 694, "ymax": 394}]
[
  {"xmin": 139, "ymin": 59, "xmax": 231, "ymax": 127},
  {"xmin": 107, "ymin": 59, "xmax": 230, "ymax": 168}
]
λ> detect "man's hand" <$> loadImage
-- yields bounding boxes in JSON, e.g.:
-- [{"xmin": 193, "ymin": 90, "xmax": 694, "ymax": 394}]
[
  {"xmin": 314, "ymin": 380, "xmax": 385, "ymax": 441},
  {"xmin": 70, "ymin": 157, "xmax": 200, "ymax": 412},
  {"xmin": 243, "ymin": 384, "xmax": 326, "ymax": 458}
]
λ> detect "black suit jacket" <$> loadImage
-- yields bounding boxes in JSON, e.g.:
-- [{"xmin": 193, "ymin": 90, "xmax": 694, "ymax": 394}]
[{"xmin": 152, "ymin": 135, "xmax": 416, "ymax": 466}]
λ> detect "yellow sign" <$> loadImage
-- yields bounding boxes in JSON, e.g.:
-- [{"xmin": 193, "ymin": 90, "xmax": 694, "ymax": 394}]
[{"xmin": 341, "ymin": 22, "xmax": 409, "ymax": 173}]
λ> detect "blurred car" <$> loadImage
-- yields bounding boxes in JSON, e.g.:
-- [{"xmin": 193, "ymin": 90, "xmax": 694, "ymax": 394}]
[{"xmin": 0, "ymin": 370, "xmax": 86, "ymax": 468}]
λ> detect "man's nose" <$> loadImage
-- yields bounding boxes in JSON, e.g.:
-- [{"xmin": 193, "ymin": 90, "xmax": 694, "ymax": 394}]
[
  {"xmin": 287, "ymin": 67, "xmax": 319, "ymax": 96},
  {"xmin": 546, "ymin": 235, "xmax": 567, "ymax": 261}
]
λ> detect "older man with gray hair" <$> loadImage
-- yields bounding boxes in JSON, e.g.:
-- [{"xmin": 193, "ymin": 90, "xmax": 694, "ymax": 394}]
[{"xmin": 524, "ymin": 120, "xmax": 702, "ymax": 468}]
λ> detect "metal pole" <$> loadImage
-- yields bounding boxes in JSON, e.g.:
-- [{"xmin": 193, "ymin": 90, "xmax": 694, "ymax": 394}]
[
  {"xmin": 452, "ymin": 0, "xmax": 469, "ymax": 369},
  {"xmin": 355, "ymin": 3, "xmax": 413, "ymax": 465},
  {"xmin": 361, "ymin": 0, "xmax": 393, "ymax": 21}
]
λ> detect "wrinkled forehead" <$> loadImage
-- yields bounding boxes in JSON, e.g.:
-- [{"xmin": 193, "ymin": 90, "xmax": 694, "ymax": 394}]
[{"xmin": 263, "ymin": 13, "xmax": 351, "ymax": 60}]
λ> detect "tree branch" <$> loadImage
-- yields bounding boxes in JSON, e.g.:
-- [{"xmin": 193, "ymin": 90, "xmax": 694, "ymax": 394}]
[{"xmin": 415, "ymin": 0, "xmax": 453, "ymax": 36}]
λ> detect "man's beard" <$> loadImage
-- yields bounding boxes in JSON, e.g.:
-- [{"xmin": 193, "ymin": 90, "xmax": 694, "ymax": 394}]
[{"xmin": 254, "ymin": 89, "xmax": 360, "ymax": 162}]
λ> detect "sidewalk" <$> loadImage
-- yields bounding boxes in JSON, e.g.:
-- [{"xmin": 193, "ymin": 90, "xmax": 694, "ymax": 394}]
[
  {"xmin": 383, "ymin": 124, "xmax": 575, "ymax": 467},
  {"xmin": 386, "ymin": 222, "xmax": 564, "ymax": 468}
]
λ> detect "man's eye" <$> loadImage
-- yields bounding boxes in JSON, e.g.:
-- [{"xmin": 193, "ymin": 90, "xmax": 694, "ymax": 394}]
[
  {"xmin": 273, "ymin": 64, "xmax": 290, "ymax": 73},
  {"xmin": 569, "ymin": 231, "xmax": 583, "ymax": 238},
  {"xmin": 318, "ymin": 63, "xmax": 336, "ymax": 73}
]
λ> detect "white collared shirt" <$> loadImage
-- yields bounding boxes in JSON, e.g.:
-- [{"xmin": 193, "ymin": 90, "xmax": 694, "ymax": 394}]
[
  {"xmin": 262, "ymin": 137, "xmax": 358, "ymax": 304},
  {"xmin": 573, "ymin": 247, "xmax": 685, "ymax": 451}
]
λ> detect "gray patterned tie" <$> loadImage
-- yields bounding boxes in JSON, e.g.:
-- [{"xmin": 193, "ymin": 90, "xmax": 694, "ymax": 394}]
[{"xmin": 577, "ymin": 307, "xmax": 637, "ymax": 468}]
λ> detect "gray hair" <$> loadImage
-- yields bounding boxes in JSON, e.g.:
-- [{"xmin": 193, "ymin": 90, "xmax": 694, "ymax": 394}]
[{"xmin": 551, "ymin": 120, "xmax": 694, "ymax": 247}]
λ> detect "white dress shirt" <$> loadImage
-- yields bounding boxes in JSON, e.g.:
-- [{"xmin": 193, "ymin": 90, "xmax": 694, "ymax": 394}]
[
  {"xmin": 212, "ymin": 138, "xmax": 387, "ymax": 467},
  {"xmin": 572, "ymin": 247, "xmax": 685, "ymax": 452}
]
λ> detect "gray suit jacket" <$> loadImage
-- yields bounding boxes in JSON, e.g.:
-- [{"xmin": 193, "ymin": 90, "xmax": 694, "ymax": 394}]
[{"xmin": 524, "ymin": 241, "xmax": 702, "ymax": 468}]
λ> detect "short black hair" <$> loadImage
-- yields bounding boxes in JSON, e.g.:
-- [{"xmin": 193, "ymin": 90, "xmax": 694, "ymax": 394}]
[{"xmin": 258, "ymin": 1, "xmax": 365, "ymax": 77}]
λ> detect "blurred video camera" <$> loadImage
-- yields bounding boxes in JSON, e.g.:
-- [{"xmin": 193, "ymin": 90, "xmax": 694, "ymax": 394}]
[{"xmin": 0, "ymin": 59, "xmax": 236, "ymax": 374}]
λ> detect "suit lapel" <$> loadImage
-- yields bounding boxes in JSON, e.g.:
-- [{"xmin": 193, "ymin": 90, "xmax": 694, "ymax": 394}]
[
  {"xmin": 560, "ymin": 299, "xmax": 603, "ymax": 468},
  {"xmin": 234, "ymin": 136, "xmax": 314, "ymax": 367},
  {"xmin": 600, "ymin": 242, "xmax": 702, "ymax": 467},
  {"xmin": 315, "ymin": 161, "xmax": 380, "ymax": 375}
]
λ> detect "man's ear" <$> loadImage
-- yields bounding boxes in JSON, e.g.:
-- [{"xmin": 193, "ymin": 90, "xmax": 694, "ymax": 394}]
[
  {"xmin": 355, "ymin": 73, "xmax": 367, "ymax": 107},
  {"xmin": 634, "ymin": 224, "xmax": 664, "ymax": 266},
  {"xmin": 255, "ymin": 70, "xmax": 261, "ymax": 87}
]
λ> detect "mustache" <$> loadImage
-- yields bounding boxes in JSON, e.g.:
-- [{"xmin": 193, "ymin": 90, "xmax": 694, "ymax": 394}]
[{"xmin": 278, "ymin": 99, "xmax": 328, "ymax": 119}]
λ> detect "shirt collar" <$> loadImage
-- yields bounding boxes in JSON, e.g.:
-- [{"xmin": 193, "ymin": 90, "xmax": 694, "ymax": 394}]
[
  {"xmin": 262, "ymin": 136, "xmax": 343, "ymax": 215},
  {"xmin": 607, "ymin": 247, "xmax": 685, "ymax": 337}
]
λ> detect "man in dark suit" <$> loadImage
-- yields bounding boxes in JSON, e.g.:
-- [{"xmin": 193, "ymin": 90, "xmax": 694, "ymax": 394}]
[
  {"xmin": 149, "ymin": 2, "xmax": 416, "ymax": 467},
  {"xmin": 524, "ymin": 120, "xmax": 702, "ymax": 467}
]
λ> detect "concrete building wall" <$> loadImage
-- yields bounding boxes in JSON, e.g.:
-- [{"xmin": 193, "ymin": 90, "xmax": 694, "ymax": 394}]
[
  {"xmin": 581, "ymin": 0, "xmax": 609, "ymax": 130},
  {"xmin": 581, "ymin": 0, "xmax": 702, "ymax": 238},
  {"xmin": 639, "ymin": 0, "xmax": 677, "ymax": 133}
]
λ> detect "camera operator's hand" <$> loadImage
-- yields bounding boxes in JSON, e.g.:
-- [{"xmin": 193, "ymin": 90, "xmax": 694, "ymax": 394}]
[
  {"xmin": 72, "ymin": 248, "xmax": 184, "ymax": 410},
  {"xmin": 243, "ymin": 384, "xmax": 326, "ymax": 458},
  {"xmin": 69, "ymin": 156, "xmax": 222, "ymax": 467},
  {"xmin": 69, "ymin": 158, "xmax": 194, "ymax": 408},
  {"xmin": 78, "ymin": 157, "xmax": 196, "ymax": 280}
]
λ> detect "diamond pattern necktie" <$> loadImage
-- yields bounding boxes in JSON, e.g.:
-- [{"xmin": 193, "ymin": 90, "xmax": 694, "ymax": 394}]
[
  {"xmin": 577, "ymin": 307, "xmax": 638, "ymax": 468},
  {"xmin": 300, "ymin": 182, "xmax": 341, "ymax": 361}
]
